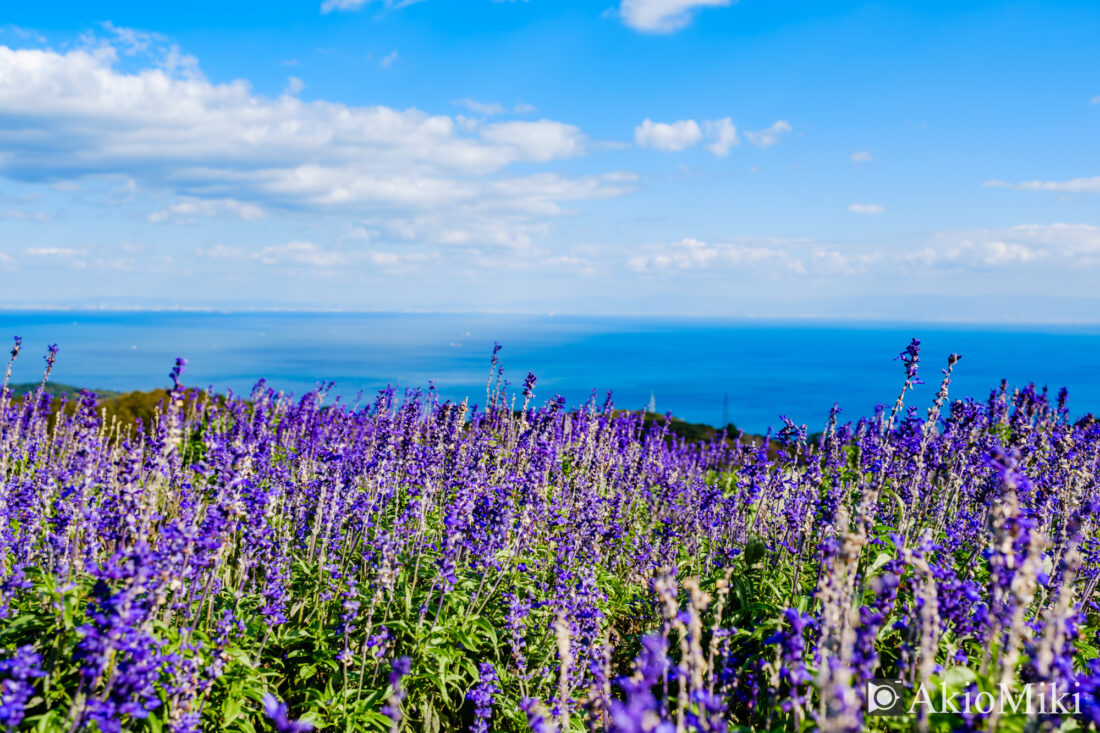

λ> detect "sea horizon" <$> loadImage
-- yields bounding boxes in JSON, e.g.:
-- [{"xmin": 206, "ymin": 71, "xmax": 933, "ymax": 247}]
[
  {"xmin": 3, "ymin": 309, "xmax": 1098, "ymax": 434},
  {"xmin": 2, "ymin": 303, "xmax": 1100, "ymax": 326}
]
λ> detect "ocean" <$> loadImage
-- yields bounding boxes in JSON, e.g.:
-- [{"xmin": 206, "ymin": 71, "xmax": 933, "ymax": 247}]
[{"xmin": 2, "ymin": 311, "xmax": 1098, "ymax": 434}]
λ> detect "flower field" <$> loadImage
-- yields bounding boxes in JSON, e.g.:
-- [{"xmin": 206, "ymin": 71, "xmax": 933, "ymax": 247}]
[{"xmin": 1, "ymin": 336, "xmax": 1098, "ymax": 732}]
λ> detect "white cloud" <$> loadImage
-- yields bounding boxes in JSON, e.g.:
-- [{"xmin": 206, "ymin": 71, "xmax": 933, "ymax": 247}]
[
  {"xmin": 851, "ymin": 150, "xmax": 872, "ymax": 163},
  {"xmin": 1092, "ymin": 95, "xmax": 1099, "ymax": 105},
  {"xmin": 453, "ymin": 98, "xmax": 536, "ymax": 116},
  {"xmin": 999, "ymin": 223, "xmax": 1100, "ymax": 251},
  {"xmin": 321, "ymin": 0, "xmax": 367, "ymax": 11},
  {"xmin": 538, "ymin": 254, "xmax": 595, "ymax": 275},
  {"xmin": 622, "ymin": 225, "xmax": 1100, "ymax": 280},
  {"xmin": 704, "ymin": 117, "xmax": 738, "ymax": 156},
  {"xmin": 321, "ymin": 0, "xmax": 423, "ymax": 14},
  {"xmin": 17, "ymin": 242, "xmax": 173, "ymax": 273},
  {"xmin": 913, "ymin": 224, "xmax": 1100, "ymax": 269},
  {"xmin": 368, "ymin": 172, "xmax": 635, "ymax": 247},
  {"xmin": 634, "ymin": 118, "xmax": 702, "ymax": 151},
  {"xmin": 983, "ymin": 177, "xmax": 1100, "ymax": 194},
  {"xmin": 26, "ymin": 246, "xmax": 87, "ymax": 258},
  {"xmin": 0, "ymin": 209, "xmax": 49, "ymax": 221},
  {"xmin": 907, "ymin": 241, "xmax": 1043, "ymax": 268},
  {"xmin": 2, "ymin": 25, "xmax": 47, "ymax": 44},
  {"xmin": 480, "ymin": 120, "xmax": 587, "ymax": 162},
  {"xmin": 848, "ymin": 203, "xmax": 884, "ymax": 214},
  {"xmin": 619, "ymin": 0, "xmax": 733, "ymax": 33},
  {"xmin": 635, "ymin": 117, "xmax": 748, "ymax": 155},
  {"xmin": 199, "ymin": 240, "xmax": 435, "ymax": 271},
  {"xmin": 148, "ymin": 196, "xmax": 267, "ymax": 223},
  {"xmin": 380, "ymin": 50, "xmax": 398, "ymax": 68},
  {"xmin": 258, "ymin": 241, "xmax": 352, "ymax": 267},
  {"xmin": 283, "ymin": 76, "xmax": 305, "ymax": 96},
  {"xmin": 744, "ymin": 120, "xmax": 792, "ymax": 149},
  {"xmin": 454, "ymin": 98, "xmax": 505, "ymax": 116},
  {"xmin": 194, "ymin": 243, "xmax": 248, "ymax": 261},
  {"xmin": 0, "ymin": 36, "xmax": 625, "ymax": 249},
  {"xmin": 621, "ymin": 236, "xmax": 882, "ymax": 277}
]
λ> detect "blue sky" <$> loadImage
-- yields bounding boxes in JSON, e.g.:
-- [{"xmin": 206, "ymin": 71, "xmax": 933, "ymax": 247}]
[{"xmin": 0, "ymin": 0, "xmax": 1098, "ymax": 320}]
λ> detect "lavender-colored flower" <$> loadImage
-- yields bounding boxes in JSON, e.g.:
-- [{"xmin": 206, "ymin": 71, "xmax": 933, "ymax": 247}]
[
  {"xmin": 0, "ymin": 339, "xmax": 1093, "ymax": 731},
  {"xmin": 262, "ymin": 693, "xmax": 313, "ymax": 733},
  {"xmin": 895, "ymin": 337, "xmax": 924, "ymax": 385},
  {"xmin": 381, "ymin": 656, "xmax": 412, "ymax": 731},
  {"xmin": 0, "ymin": 646, "xmax": 44, "ymax": 731},
  {"xmin": 520, "ymin": 697, "xmax": 557, "ymax": 733},
  {"xmin": 467, "ymin": 662, "xmax": 500, "ymax": 733}
]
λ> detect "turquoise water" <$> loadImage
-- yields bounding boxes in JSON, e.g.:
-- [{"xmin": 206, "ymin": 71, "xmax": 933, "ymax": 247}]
[{"xmin": 2, "ymin": 311, "xmax": 1099, "ymax": 434}]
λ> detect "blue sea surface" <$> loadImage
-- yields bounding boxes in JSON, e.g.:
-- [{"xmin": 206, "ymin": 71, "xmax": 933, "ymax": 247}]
[{"xmin": 2, "ymin": 311, "xmax": 1099, "ymax": 434}]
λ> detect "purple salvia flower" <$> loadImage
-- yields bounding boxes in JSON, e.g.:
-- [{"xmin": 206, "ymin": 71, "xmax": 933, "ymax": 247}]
[
  {"xmin": 261, "ymin": 693, "xmax": 313, "ymax": 733},
  {"xmin": 0, "ymin": 646, "xmax": 44, "ymax": 732},
  {"xmin": 467, "ymin": 662, "xmax": 500, "ymax": 733}
]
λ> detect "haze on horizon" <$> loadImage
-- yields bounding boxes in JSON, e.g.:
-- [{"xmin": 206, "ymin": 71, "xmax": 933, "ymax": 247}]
[{"xmin": 1, "ymin": 0, "xmax": 1098, "ymax": 322}]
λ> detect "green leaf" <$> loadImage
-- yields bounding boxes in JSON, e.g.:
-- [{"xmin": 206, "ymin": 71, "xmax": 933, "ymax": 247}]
[
  {"xmin": 423, "ymin": 700, "xmax": 440, "ymax": 733},
  {"xmin": 941, "ymin": 665, "xmax": 976, "ymax": 688},
  {"xmin": 869, "ymin": 551, "xmax": 894, "ymax": 574}
]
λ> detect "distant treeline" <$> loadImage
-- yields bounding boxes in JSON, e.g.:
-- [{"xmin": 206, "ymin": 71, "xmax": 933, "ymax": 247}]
[
  {"xmin": 7, "ymin": 382, "xmax": 172, "ymax": 432},
  {"xmin": 8, "ymin": 382, "xmax": 794, "ymax": 451},
  {"xmin": 635, "ymin": 411, "xmax": 804, "ymax": 459}
]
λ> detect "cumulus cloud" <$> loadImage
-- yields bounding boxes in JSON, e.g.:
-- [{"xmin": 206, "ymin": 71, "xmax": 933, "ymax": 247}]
[
  {"xmin": 622, "ymin": 224, "xmax": 1100, "ymax": 281},
  {"xmin": 744, "ymin": 120, "xmax": 792, "ymax": 148},
  {"xmin": 26, "ymin": 246, "xmax": 87, "ymax": 258},
  {"xmin": 911, "ymin": 223, "xmax": 1100, "ymax": 269},
  {"xmin": 983, "ymin": 177, "xmax": 1100, "ymax": 194},
  {"xmin": 704, "ymin": 118, "xmax": 738, "ymax": 156},
  {"xmin": 634, "ymin": 116, "xmax": 785, "ymax": 156},
  {"xmin": 0, "ymin": 209, "xmax": 49, "ymax": 221},
  {"xmin": 283, "ymin": 76, "xmax": 305, "ymax": 96},
  {"xmin": 624, "ymin": 236, "xmax": 878, "ymax": 277},
  {"xmin": 0, "ymin": 35, "xmax": 624, "ymax": 248},
  {"xmin": 848, "ymin": 203, "xmax": 884, "ymax": 214},
  {"xmin": 1, "ymin": 25, "xmax": 48, "ymax": 44},
  {"xmin": 258, "ymin": 241, "xmax": 357, "ymax": 267},
  {"xmin": 453, "ymin": 98, "xmax": 535, "ymax": 116},
  {"xmin": 479, "ymin": 120, "xmax": 587, "ymax": 161},
  {"xmin": 634, "ymin": 118, "xmax": 702, "ymax": 151},
  {"xmin": 619, "ymin": 0, "xmax": 733, "ymax": 33},
  {"xmin": 148, "ymin": 197, "xmax": 267, "ymax": 223},
  {"xmin": 851, "ymin": 150, "xmax": 872, "ymax": 163},
  {"xmin": 367, "ymin": 172, "xmax": 635, "ymax": 248},
  {"xmin": 627, "ymin": 237, "xmax": 800, "ymax": 273},
  {"xmin": 321, "ymin": 0, "xmax": 423, "ymax": 14},
  {"xmin": 321, "ymin": 0, "xmax": 367, "ymax": 11},
  {"xmin": 454, "ymin": 98, "xmax": 505, "ymax": 116},
  {"xmin": 906, "ymin": 241, "xmax": 1044, "ymax": 268},
  {"xmin": 199, "ymin": 240, "xmax": 436, "ymax": 271},
  {"xmin": 19, "ymin": 242, "xmax": 176, "ymax": 273}
]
